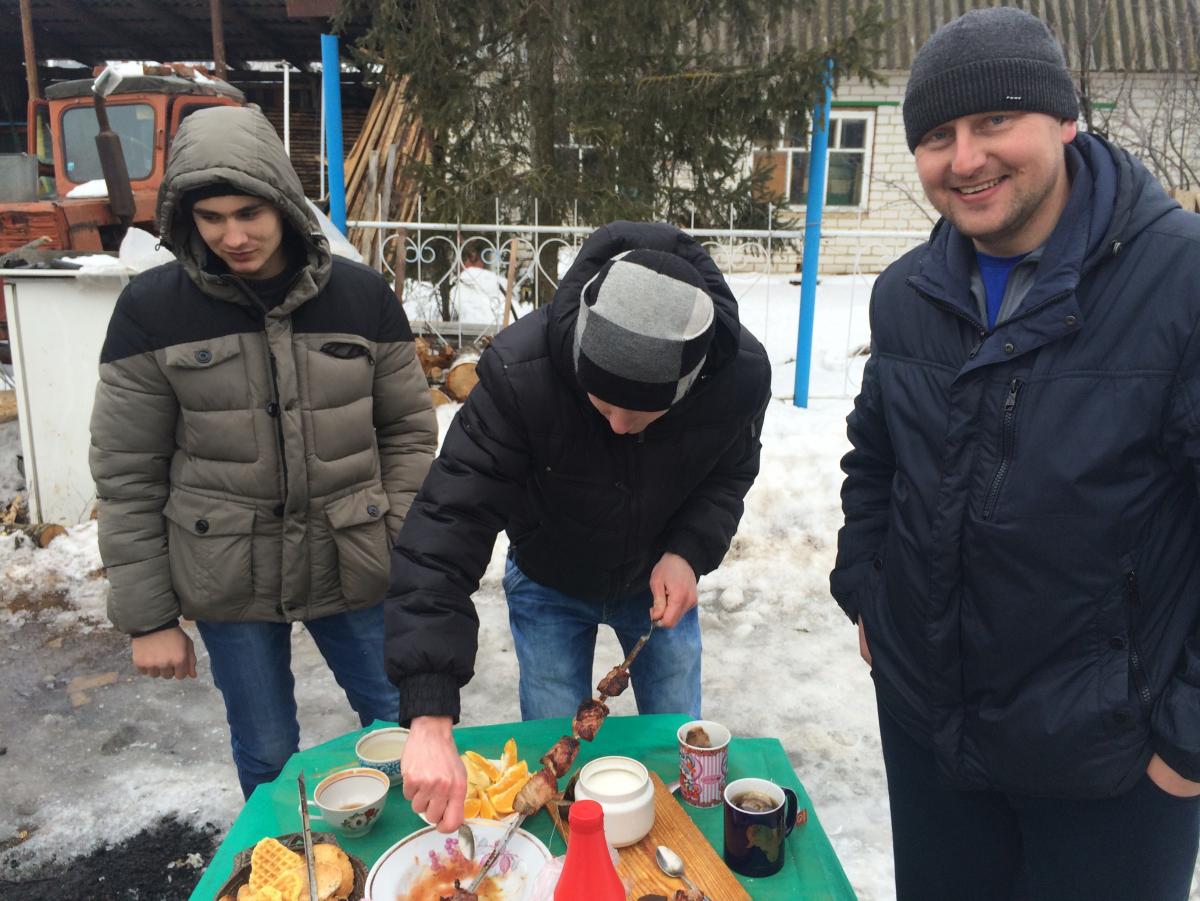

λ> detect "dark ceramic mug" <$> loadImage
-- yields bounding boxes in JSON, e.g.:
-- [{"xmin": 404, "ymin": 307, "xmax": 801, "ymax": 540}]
[{"xmin": 722, "ymin": 777, "xmax": 799, "ymax": 878}]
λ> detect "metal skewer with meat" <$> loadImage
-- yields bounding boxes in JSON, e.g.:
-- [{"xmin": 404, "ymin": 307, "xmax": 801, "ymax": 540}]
[{"xmin": 469, "ymin": 621, "xmax": 659, "ymax": 894}]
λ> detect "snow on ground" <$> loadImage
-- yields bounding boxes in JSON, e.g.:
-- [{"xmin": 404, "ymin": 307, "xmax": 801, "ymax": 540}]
[{"xmin": 11, "ymin": 269, "xmax": 1188, "ymax": 900}]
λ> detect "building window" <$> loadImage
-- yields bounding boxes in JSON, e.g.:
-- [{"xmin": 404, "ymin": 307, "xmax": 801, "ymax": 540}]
[{"xmin": 753, "ymin": 110, "xmax": 875, "ymax": 209}]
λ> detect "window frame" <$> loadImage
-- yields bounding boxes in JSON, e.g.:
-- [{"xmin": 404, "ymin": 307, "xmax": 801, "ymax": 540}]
[
  {"xmin": 781, "ymin": 108, "xmax": 876, "ymax": 212},
  {"xmin": 60, "ymin": 101, "xmax": 158, "ymax": 185}
]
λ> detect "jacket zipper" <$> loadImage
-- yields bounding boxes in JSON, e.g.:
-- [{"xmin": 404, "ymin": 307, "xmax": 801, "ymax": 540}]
[
  {"xmin": 982, "ymin": 379, "xmax": 1022, "ymax": 520},
  {"xmin": 621, "ymin": 436, "xmax": 642, "ymax": 599},
  {"xmin": 1126, "ymin": 569, "xmax": 1153, "ymax": 711},
  {"xmin": 267, "ymin": 349, "xmax": 289, "ymax": 508}
]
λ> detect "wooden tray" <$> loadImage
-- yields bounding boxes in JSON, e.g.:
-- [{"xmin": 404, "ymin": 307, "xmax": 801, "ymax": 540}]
[{"xmin": 550, "ymin": 772, "xmax": 749, "ymax": 900}]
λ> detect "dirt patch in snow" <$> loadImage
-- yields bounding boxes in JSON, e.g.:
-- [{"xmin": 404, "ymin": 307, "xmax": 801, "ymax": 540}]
[{"xmin": 0, "ymin": 817, "xmax": 220, "ymax": 900}]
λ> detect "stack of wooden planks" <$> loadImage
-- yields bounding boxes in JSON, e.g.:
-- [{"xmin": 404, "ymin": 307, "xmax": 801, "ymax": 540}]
[{"xmin": 343, "ymin": 78, "xmax": 432, "ymax": 268}]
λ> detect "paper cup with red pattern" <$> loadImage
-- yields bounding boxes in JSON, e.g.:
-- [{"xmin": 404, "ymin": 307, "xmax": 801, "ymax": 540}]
[{"xmin": 677, "ymin": 719, "xmax": 731, "ymax": 808}]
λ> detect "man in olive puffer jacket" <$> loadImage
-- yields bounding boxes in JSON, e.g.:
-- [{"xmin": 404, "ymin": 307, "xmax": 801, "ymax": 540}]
[{"xmin": 88, "ymin": 106, "xmax": 436, "ymax": 797}]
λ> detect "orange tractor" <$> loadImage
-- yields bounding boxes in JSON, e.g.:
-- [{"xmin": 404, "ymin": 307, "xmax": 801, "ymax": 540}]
[{"xmin": 0, "ymin": 64, "xmax": 245, "ymax": 256}]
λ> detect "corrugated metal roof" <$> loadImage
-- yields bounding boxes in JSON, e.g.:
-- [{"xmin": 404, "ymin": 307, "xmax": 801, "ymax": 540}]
[
  {"xmin": 771, "ymin": 0, "xmax": 1199, "ymax": 72},
  {"xmin": 0, "ymin": 0, "xmax": 370, "ymax": 68}
]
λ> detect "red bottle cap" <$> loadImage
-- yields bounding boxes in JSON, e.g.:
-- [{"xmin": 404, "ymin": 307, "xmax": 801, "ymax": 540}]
[{"xmin": 568, "ymin": 798, "xmax": 605, "ymax": 834}]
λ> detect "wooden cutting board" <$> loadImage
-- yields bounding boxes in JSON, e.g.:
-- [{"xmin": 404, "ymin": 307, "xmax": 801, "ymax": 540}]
[{"xmin": 549, "ymin": 771, "xmax": 749, "ymax": 900}]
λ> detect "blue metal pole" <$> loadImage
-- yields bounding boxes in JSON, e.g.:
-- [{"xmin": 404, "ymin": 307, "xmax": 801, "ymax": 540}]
[
  {"xmin": 794, "ymin": 59, "xmax": 834, "ymax": 408},
  {"xmin": 321, "ymin": 34, "xmax": 347, "ymax": 234}
]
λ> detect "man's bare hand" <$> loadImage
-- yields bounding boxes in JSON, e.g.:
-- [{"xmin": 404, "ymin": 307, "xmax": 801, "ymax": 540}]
[
  {"xmin": 1146, "ymin": 753, "xmax": 1200, "ymax": 798},
  {"xmin": 131, "ymin": 627, "xmax": 197, "ymax": 680},
  {"xmin": 402, "ymin": 716, "xmax": 468, "ymax": 832},
  {"xmin": 649, "ymin": 552, "xmax": 698, "ymax": 627},
  {"xmin": 858, "ymin": 617, "xmax": 872, "ymax": 667}
]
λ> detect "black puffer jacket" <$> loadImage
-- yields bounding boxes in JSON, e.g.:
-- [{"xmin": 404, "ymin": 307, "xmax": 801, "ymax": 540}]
[
  {"xmin": 833, "ymin": 133, "xmax": 1200, "ymax": 798},
  {"xmin": 386, "ymin": 222, "xmax": 771, "ymax": 722}
]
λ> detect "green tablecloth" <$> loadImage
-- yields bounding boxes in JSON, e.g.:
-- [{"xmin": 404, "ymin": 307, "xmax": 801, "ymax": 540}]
[{"xmin": 190, "ymin": 714, "xmax": 855, "ymax": 900}]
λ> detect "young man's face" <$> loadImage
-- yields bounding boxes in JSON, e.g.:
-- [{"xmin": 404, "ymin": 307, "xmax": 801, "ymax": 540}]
[
  {"xmin": 191, "ymin": 194, "xmax": 288, "ymax": 280},
  {"xmin": 914, "ymin": 111, "xmax": 1077, "ymax": 256},
  {"xmin": 587, "ymin": 394, "xmax": 669, "ymax": 435}
]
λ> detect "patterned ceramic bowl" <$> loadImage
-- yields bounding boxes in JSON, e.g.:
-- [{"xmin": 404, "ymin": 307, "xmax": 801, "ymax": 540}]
[{"xmin": 355, "ymin": 726, "xmax": 409, "ymax": 786}]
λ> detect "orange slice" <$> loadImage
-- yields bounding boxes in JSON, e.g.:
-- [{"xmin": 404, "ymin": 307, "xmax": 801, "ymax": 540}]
[
  {"xmin": 488, "ymin": 770, "xmax": 533, "ymax": 816},
  {"xmin": 463, "ymin": 797, "xmax": 481, "ymax": 819},
  {"xmin": 464, "ymin": 750, "xmax": 500, "ymax": 782},
  {"xmin": 500, "ymin": 737, "xmax": 519, "ymax": 771},
  {"xmin": 477, "ymin": 789, "xmax": 498, "ymax": 819},
  {"xmin": 491, "ymin": 760, "xmax": 529, "ymax": 796},
  {"xmin": 461, "ymin": 753, "xmax": 491, "ymax": 789}
]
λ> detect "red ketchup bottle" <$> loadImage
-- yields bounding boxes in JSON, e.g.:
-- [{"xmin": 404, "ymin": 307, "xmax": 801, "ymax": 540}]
[{"xmin": 554, "ymin": 799, "xmax": 626, "ymax": 900}]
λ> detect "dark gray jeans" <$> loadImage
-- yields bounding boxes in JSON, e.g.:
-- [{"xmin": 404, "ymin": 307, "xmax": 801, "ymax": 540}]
[{"xmin": 878, "ymin": 701, "xmax": 1200, "ymax": 901}]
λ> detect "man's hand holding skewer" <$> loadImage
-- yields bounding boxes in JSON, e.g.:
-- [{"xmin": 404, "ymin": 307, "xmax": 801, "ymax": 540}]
[{"xmin": 649, "ymin": 552, "xmax": 697, "ymax": 627}]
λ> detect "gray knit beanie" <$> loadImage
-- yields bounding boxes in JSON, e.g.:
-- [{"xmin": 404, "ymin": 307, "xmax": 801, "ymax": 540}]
[
  {"xmin": 573, "ymin": 248, "xmax": 715, "ymax": 412},
  {"xmin": 903, "ymin": 6, "xmax": 1079, "ymax": 152}
]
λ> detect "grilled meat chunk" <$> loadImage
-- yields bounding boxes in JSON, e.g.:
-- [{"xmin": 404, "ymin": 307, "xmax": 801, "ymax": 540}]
[
  {"xmin": 540, "ymin": 735, "xmax": 581, "ymax": 778},
  {"xmin": 596, "ymin": 665, "xmax": 631, "ymax": 698},
  {"xmin": 573, "ymin": 698, "xmax": 609, "ymax": 741},
  {"xmin": 514, "ymin": 766, "xmax": 559, "ymax": 816},
  {"xmin": 673, "ymin": 890, "xmax": 704, "ymax": 901},
  {"xmin": 440, "ymin": 881, "xmax": 478, "ymax": 900}
]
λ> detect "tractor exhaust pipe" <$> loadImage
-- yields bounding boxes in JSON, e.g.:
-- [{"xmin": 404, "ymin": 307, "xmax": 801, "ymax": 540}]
[{"xmin": 91, "ymin": 67, "xmax": 135, "ymax": 228}]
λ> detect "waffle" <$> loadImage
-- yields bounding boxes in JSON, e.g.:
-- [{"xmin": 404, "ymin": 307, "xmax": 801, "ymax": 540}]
[
  {"xmin": 248, "ymin": 837, "xmax": 303, "ymax": 892},
  {"xmin": 270, "ymin": 869, "xmax": 303, "ymax": 901}
]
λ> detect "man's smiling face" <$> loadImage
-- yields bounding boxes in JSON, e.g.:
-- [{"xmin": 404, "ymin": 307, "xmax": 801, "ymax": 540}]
[{"xmin": 914, "ymin": 110, "xmax": 1077, "ymax": 256}]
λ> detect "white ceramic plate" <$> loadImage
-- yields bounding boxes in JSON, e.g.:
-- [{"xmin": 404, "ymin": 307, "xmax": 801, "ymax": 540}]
[{"xmin": 365, "ymin": 818, "xmax": 551, "ymax": 901}]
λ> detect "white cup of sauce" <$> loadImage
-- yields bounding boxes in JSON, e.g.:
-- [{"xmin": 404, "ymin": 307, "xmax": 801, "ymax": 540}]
[{"xmin": 573, "ymin": 756, "xmax": 655, "ymax": 847}]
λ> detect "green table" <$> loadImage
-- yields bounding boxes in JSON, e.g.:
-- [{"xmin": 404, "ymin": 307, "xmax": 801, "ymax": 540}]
[{"xmin": 191, "ymin": 714, "xmax": 855, "ymax": 900}]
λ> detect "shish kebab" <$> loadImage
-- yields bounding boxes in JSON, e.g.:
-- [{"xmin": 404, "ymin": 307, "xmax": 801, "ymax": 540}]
[{"xmin": 443, "ymin": 624, "xmax": 657, "ymax": 901}]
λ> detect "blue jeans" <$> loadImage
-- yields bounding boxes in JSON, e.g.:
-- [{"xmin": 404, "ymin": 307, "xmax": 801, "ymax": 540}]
[
  {"xmin": 878, "ymin": 700, "xmax": 1200, "ymax": 901},
  {"xmin": 502, "ymin": 556, "xmax": 702, "ymax": 720},
  {"xmin": 196, "ymin": 603, "xmax": 398, "ymax": 799}
]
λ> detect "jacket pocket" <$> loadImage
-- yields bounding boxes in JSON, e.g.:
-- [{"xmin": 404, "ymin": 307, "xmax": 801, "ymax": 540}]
[
  {"xmin": 306, "ymin": 334, "xmax": 375, "ymax": 410},
  {"xmin": 163, "ymin": 489, "xmax": 255, "ymax": 616},
  {"xmin": 325, "ymin": 484, "xmax": 391, "ymax": 603},
  {"xmin": 1124, "ymin": 566, "xmax": 1153, "ymax": 715},
  {"xmin": 163, "ymin": 335, "xmax": 251, "ymax": 414}
]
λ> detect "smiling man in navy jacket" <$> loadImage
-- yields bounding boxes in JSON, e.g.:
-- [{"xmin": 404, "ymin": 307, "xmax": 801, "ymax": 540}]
[{"xmin": 833, "ymin": 8, "xmax": 1200, "ymax": 901}]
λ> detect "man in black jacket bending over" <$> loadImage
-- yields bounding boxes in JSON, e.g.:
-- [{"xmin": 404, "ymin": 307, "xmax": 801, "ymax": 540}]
[
  {"xmin": 386, "ymin": 221, "xmax": 771, "ymax": 829},
  {"xmin": 833, "ymin": 7, "xmax": 1200, "ymax": 900}
]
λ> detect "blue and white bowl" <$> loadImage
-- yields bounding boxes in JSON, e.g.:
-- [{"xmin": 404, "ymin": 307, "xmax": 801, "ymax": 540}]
[{"xmin": 355, "ymin": 726, "xmax": 409, "ymax": 786}]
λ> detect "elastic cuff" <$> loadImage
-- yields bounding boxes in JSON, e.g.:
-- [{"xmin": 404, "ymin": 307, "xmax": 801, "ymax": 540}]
[
  {"xmin": 662, "ymin": 533, "xmax": 709, "ymax": 579},
  {"xmin": 397, "ymin": 673, "xmax": 461, "ymax": 727},
  {"xmin": 128, "ymin": 618, "xmax": 180, "ymax": 639}
]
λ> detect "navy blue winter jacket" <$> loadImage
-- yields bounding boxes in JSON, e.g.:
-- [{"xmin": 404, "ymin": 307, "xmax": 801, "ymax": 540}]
[{"xmin": 832, "ymin": 133, "xmax": 1200, "ymax": 798}]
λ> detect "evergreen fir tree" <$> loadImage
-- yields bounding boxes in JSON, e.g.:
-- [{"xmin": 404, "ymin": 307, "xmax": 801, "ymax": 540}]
[{"xmin": 338, "ymin": 0, "xmax": 884, "ymax": 229}]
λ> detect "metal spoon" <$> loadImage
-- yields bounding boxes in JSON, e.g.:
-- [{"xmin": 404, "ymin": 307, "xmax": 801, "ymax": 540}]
[
  {"xmin": 655, "ymin": 844, "xmax": 710, "ymax": 900},
  {"xmin": 457, "ymin": 822, "xmax": 475, "ymax": 860}
]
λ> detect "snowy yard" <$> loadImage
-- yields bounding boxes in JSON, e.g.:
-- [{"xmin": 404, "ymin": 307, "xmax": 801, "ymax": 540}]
[{"xmin": 4, "ymin": 269, "xmax": 1193, "ymax": 899}]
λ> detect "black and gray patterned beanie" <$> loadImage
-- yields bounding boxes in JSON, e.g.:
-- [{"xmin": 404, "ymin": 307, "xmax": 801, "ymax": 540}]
[
  {"xmin": 574, "ymin": 248, "xmax": 715, "ymax": 412},
  {"xmin": 903, "ymin": 6, "xmax": 1079, "ymax": 152}
]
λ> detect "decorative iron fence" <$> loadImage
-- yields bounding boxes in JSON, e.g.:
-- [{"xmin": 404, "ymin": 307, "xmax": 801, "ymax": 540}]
[{"xmin": 348, "ymin": 205, "xmax": 925, "ymax": 399}]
